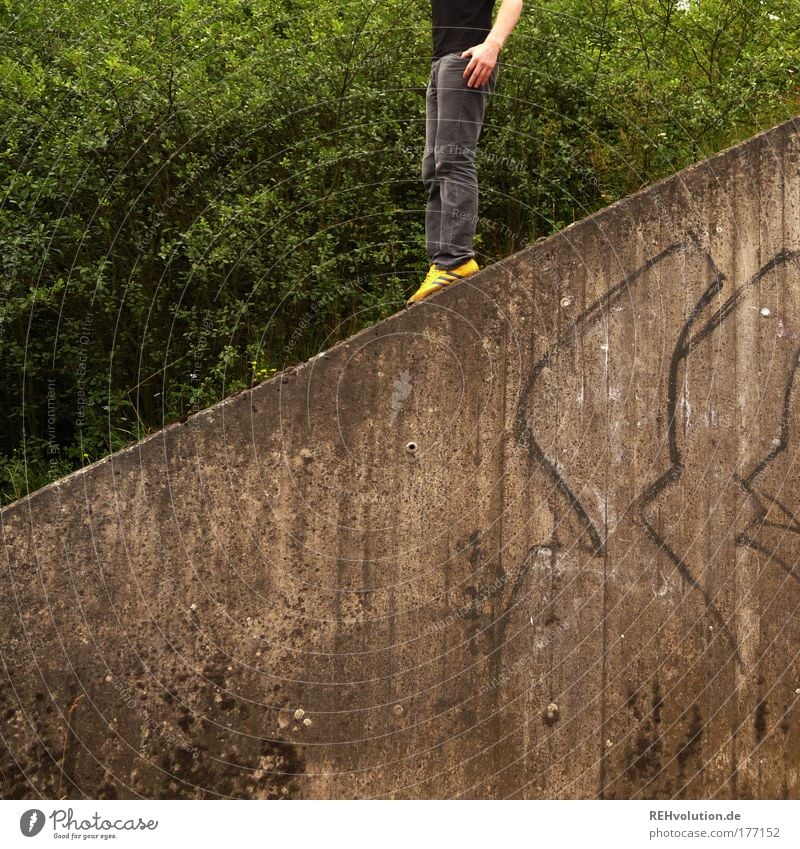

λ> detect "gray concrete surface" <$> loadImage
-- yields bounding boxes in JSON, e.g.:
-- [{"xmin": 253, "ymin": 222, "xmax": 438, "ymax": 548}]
[{"xmin": 3, "ymin": 118, "xmax": 800, "ymax": 799}]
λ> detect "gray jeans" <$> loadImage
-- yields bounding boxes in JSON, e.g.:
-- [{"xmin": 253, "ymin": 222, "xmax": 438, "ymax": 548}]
[{"xmin": 423, "ymin": 53, "xmax": 498, "ymax": 270}]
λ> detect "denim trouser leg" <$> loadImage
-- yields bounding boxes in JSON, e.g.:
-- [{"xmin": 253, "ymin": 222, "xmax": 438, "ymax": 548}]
[{"xmin": 422, "ymin": 53, "xmax": 497, "ymax": 270}]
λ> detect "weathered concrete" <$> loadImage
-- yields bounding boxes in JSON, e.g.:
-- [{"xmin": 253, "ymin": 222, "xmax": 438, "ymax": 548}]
[{"xmin": 3, "ymin": 118, "xmax": 800, "ymax": 800}]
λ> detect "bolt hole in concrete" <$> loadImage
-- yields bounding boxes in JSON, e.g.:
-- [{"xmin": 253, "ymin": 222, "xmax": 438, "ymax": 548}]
[
  {"xmin": 543, "ymin": 702, "xmax": 560, "ymax": 726},
  {"xmin": 406, "ymin": 441, "xmax": 418, "ymax": 454}
]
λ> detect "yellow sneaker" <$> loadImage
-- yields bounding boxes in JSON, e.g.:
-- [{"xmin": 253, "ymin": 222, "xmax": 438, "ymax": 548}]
[
  {"xmin": 406, "ymin": 259, "xmax": 480, "ymax": 305},
  {"xmin": 406, "ymin": 264, "xmax": 441, "ymax": 305}
]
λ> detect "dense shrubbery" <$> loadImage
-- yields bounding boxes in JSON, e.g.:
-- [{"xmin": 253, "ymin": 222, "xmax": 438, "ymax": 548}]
[{"xmin": 1, "ymin": 0, "xmax": 798, "ymax": 502}]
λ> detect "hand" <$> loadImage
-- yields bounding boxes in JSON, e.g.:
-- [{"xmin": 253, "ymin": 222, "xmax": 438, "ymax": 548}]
[{"xmin": 461, "ymin": 39, "xmax": 500, "ymax": 88}]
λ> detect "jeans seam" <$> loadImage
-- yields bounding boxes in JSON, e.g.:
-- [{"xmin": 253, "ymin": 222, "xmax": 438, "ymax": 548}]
[{"xmin": 444, "ymin": 90, "xmax": 468, "ymax": 261}]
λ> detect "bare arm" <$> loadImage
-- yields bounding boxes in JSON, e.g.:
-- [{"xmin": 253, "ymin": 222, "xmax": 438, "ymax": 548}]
[{"xmin": 462, "ymin": 0, "xmax": 523, "ymax": 89}]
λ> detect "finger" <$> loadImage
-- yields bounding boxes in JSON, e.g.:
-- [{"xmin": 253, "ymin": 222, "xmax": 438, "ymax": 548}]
[
  {"xmin": 463, "ymin": 59, "xmax": 477, "ymax": 79},
  {"xmin": 470, "ymin": 62, "xmax": 488, "ymax": 88},
  {"xmin": 461, "ymin": 48, "xmax": 473, "ymax": 58}
]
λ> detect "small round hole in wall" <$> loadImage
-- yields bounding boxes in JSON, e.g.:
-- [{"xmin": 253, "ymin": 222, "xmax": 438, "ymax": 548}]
[{"xmin": 406, "ymin": 441, "xmax": 418, "ymax": 454}]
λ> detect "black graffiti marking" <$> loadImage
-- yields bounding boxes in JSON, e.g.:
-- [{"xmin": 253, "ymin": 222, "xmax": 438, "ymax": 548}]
[
  {"xmin": 642, "ymin": 251, "xmax": 800, "ymax": 615},
  {"xmin": 634, "ymin": 242, "xmax": 731, "ymax": 646},
  {"xmin": 510, "ymin": 236, "xmax": 800, "ymax": 665},
  {"xmin": 685, "ymin": 249, "xmax": 800, "ymax": 355},
  {"xmin": 513, "ymin": 239, "xmax": 705, "ymax": 558},
  {"xmin": 736, "ymin": 342, "xmax": 800, "ymax": 585}
]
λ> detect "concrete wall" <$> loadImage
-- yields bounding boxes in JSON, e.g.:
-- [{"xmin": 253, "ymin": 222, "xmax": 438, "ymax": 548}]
[{"xmin": 3, "ymin": 118, "xmax": 800, "ymax": 800}]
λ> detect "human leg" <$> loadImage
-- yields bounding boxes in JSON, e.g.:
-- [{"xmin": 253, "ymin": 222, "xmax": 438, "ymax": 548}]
[
  {"xmin": 409, "ymin": 55, "xmax": 497, "ymax": 305},
  {"xmin": 430, "ymin": 54, "xmax": 497, "ymax": 269}
]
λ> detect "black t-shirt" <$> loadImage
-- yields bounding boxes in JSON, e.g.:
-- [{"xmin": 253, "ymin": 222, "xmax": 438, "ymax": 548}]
[{"xmin": 431, "ymin": 0, "xmax": 496, "ymax": 60}]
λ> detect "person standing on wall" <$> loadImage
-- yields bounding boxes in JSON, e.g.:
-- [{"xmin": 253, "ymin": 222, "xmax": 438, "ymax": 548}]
[{"xmin": 407, "ymin": 0, "xmax": 524, "ymax": 305}]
